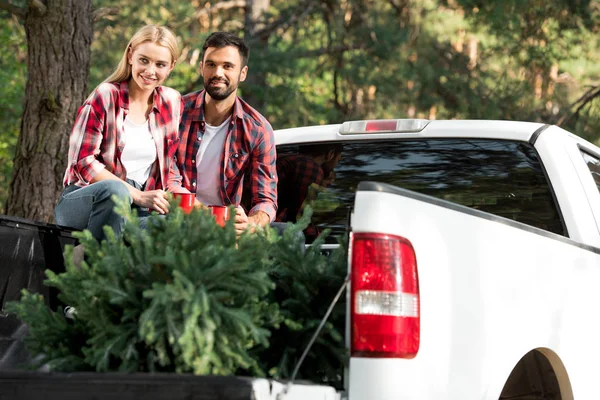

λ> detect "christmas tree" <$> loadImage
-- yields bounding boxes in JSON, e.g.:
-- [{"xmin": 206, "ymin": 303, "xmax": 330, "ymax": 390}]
[{"xmin": 7, "ymin": 196, "xmax": 347, "ymax": 386}]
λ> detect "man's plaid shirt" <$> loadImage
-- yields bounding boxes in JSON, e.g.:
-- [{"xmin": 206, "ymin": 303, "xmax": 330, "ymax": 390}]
[
  {"xmin": 172, "ymin": 90, "xmax": 278, "ymax": 221},
  {"xmin": 63, "ymin": 81, "xmax": 182, "ymax": 190},
  {"xmin": 275, "ymin": 154, "xmax": 324, "ymax": 222}
]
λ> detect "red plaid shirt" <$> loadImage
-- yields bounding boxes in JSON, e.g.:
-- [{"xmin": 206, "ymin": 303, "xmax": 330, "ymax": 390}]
[
  {"xmin": 171, "ymin": 90, "xmax": 278, "ymax": 221},
  {"xmin": 63, "ymin": 81, "xmax": 182, "ymax": 190},
  {"xmin": 275, "ymin": 154, "xmax": 324, "ymax": 222}
]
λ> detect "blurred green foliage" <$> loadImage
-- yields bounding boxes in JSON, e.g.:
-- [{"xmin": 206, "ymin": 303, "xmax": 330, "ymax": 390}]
[
  {"xmin": 0, "ymin": 14, "xmax": 25, "ymax": 212},
  {"xmin": 1, "ymin": 0, "xmax": 600, "ymax": 209}
]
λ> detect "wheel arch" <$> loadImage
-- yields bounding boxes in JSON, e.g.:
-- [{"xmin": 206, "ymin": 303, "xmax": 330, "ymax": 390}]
[{"xmin": 498, "ymin": 347, "xmax": 573, "ymax": 400}]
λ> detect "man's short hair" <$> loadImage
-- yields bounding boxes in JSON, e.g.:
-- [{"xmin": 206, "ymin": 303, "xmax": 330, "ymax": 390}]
[
  {"xmin": 202, "ymin": 32, "xmax": 250, "ymax": 67},
  {"xmin": 298, "ymin": 143, "xmax": 343, "ymax": 158}
]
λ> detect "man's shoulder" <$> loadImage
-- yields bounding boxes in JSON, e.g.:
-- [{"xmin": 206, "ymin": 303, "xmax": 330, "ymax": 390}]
[
  {"xmin": 182, "ymin": 90, "xmax": 203, "ymax": 109},
  {"xmin": 278, "ymin": 154, "xmax": 323, "ymax": 183},
  {"xmin": 278, "ymin": 154, "xmax": 320, "ymax": 171},
  {"xmin": 289, "ymin": 154, "xmax": 320, "ymax": 167},
  {"xmin": 237, "ymin": 96, "xmax": 272, "ymax": 130}
]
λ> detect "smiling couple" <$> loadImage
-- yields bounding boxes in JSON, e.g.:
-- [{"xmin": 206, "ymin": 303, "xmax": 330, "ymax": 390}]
[{"xmin": 54, "ymin": 26, "xmax": 277, "ymax": 242}]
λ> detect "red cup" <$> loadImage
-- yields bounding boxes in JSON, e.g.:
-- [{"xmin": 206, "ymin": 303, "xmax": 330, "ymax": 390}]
[
  {"xmin": 209, "ymin": 205, "xmax": 229, "ymax": 227},
  {"xmin": 173, "ymin": 193, "xmax": 195, "ymax": 214}
]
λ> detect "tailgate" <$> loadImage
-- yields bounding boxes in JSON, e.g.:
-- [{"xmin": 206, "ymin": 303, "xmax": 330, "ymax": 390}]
[{"xmin": 347, "ymin": 182, "xmax": 600, "ymax": 399}]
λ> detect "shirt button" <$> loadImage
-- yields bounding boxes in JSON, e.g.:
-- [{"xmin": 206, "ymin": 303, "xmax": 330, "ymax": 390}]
[
  {"xmin": 192, "ymin": 181, "xmax": 197, "ymax": 187},
  {"xmin": 233, "ymin": 153, "xmax": 239, "ymax": 158},
  {"xmin": 192, "ymin": 159, "xmax": 196, "ymax": 163}
]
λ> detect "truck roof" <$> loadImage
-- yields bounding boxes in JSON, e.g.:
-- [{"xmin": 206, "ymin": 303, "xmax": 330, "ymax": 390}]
[{"xmin": 274, "ymin": 119, "xmax": 547, "ymax": 145}]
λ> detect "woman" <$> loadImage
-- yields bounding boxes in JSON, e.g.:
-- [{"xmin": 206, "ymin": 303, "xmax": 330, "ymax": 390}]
[{"xmin": 55, "ymin": 25, "xmax": 182, "ymax": 241}]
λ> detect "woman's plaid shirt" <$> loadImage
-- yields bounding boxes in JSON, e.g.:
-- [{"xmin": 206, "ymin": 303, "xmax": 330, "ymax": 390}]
[
  {"xmin": 171, "ymin": 90, "xmax": 278, "ymax": 221},
  {"xmin": 63, "ymin": 81, "xmax": 182, "ymax": 190}
]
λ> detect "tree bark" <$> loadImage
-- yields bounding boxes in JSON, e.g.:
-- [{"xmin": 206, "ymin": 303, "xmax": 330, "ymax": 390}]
[{"xmin": 6, "ymin": 0, "xmax": 93, "ymax": 222}]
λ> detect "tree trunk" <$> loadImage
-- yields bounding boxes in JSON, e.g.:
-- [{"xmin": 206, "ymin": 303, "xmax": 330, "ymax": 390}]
[
  {"xmin": 6, "ymin": 1, "xmax": 93, "ymax": 223},
  {"xmin": 243, "ymin": 0, "xmax": 270, "ymax": 113}
]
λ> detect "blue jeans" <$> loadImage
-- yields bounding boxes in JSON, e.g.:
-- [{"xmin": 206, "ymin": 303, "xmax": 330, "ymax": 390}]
[{"xmin": 54, "ymin": 180, "xmax": 153, "ymax": 242}]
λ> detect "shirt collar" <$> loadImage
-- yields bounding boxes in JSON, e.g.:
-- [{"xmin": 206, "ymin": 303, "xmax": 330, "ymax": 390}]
[
  {"xmin": 151, "ymin": 87, "xmax": 163, "ymax": 114},
  {"xmin": 118, "ymin": 81, "xmax": 129, "ymax": 110},
  {"xmin": 193, "ymin": 90, "xmax": 243, "ymax": 122},
  {"xmin": 118, "ymin": 80, "xmax": 162, "ymax": 114}
]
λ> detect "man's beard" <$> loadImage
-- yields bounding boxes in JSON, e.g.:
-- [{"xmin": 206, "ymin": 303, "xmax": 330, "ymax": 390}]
[{"xmin": 204, "ymin": 77, "xmax": 237, "ymax": 100}]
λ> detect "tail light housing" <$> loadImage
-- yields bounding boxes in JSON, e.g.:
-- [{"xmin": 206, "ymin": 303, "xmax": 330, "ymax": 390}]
[{"xmin": 350, "ymin": 232, "xmax": 420, "ymax": 358}]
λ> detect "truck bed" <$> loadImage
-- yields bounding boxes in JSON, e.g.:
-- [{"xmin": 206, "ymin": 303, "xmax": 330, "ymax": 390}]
[{"xmin": 0, "ymin": 214, "xmax": 76, "ymax": 370}]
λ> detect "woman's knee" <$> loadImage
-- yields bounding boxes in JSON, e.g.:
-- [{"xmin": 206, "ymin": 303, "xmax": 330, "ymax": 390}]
[{"xmin": 95, "ymin": 180, "xmax": 132, "ymax": 204}]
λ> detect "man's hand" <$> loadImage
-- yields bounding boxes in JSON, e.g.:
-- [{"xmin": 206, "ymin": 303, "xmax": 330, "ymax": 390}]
[
  {"xmin": 234, "ymin": 207, "xmax": 270, "ymax": 235},
  {"xmin": 134, "ymin": 189, "xmax": 169, "ymax": 214},
  {"xmin": 248, "ymin": 210, "xmax": 270, "ymax": 231}
]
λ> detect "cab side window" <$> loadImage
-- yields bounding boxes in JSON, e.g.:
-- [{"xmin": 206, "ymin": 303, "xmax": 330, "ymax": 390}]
[{"xmin": 581, "ymin": 151, "xmax": 600, "ymax": 194}]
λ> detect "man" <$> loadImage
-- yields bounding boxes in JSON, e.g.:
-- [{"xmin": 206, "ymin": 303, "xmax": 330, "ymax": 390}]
[
  {"xmin": 170, "ymin": 32, "xmax": 277, "ymax": 235},
  {"xmin": 276, "ymin": 143, "xmax": 342, "ymax": 224}
]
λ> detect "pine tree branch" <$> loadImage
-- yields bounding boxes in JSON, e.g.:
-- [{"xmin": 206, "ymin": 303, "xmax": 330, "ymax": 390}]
[
  {"xmin": 26, "ymin": 0, "xmax": 46, "ymax": 15},
  {"xmin": 556, "ymin": 85, "xmax": 600, "ymax": 126},
  {"xmin": 253, "ymin": 0, "xmax": 317, "ymax": 39},
  {"xmin": 93, "ymin": 7, "xmax": 119, "ymax": 23},
  {"xmin": 0, "ymin": 0, "xmax": 26, "ymax": 18}
]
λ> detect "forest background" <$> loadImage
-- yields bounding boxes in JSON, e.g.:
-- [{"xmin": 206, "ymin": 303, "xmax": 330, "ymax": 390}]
[{"xmin": 0, "ymin": 0, "xmax": 599, "ymax": 222}]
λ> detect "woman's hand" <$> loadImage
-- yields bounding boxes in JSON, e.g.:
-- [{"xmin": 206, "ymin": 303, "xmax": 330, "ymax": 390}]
[
  {"xmin": 134, "ymin": 189, "xmax": 170, "ymax": 214},
  {"xmin": 90, "ymin": 171, "xmax": 170, "ymax": 214},
  {"xmin": 234, "ymin": 206, "xmax": 249, "ymax": 236},
  {"xmin": 194, "ymin": 198, "xmax": 208, "ymax": 210}
]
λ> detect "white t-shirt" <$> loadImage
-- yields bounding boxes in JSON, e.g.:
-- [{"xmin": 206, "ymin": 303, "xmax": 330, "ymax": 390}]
[
  {"xmin": 195, "ymin": 116, "xmax": 231, "ymax": 206},
  {"xmin": 121, "ymin": 116, "xmax": 157, "ymax": 186}
]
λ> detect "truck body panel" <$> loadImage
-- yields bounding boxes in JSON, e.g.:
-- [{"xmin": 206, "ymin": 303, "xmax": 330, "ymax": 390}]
[{"xmin": 349, "ymin": 184, "xmax": 600, "ymax": 399}]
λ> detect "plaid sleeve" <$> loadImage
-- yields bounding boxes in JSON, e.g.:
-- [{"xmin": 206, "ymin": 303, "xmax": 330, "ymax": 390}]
[
  {"xmin": 297, "ymin": 158, "xmax": 324, "ymax": 193},
  {"xmin": 286, "ymin": 156, "xmax": 324, "ymax": 222},
  {"xmin": 247, "ymin": 123, "xmax": 278, "ymax": 221},
  {"xmin": 297, "ymin": 158, "xmax": 324, "ymax": 204},
  {"xmin": 70, "ymin": 99, "xmax": 108, "ymax": 184},
  {"xmin": 166, "ymin": 97, "xmax": 190, "ymax": 193}
]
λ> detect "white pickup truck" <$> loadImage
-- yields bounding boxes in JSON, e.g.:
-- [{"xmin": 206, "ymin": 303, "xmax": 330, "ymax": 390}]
[
  {"xmin": 3, "ymin": 119, "xmax": 599, "ymax": 400},
  {"xmin": 273, "ymin": 119, "xmax": 600, "ymax": 400}
]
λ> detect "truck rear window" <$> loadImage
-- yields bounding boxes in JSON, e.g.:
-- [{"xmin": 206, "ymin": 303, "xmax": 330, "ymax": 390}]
[{"xmin": 269, "ymin": 138, "xmax": 565, "ymax": 243}]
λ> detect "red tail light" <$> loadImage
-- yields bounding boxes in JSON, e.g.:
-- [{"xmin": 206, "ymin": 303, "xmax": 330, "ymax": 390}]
[{"xmin": 350, "ymin": 232, "xmax": 420, "ymax": 358}]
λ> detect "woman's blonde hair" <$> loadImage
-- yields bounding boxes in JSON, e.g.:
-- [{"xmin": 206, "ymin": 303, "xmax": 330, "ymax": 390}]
[{"xmin": 104, "ymin": 25, "xmax": 179, "ymax": 84}]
